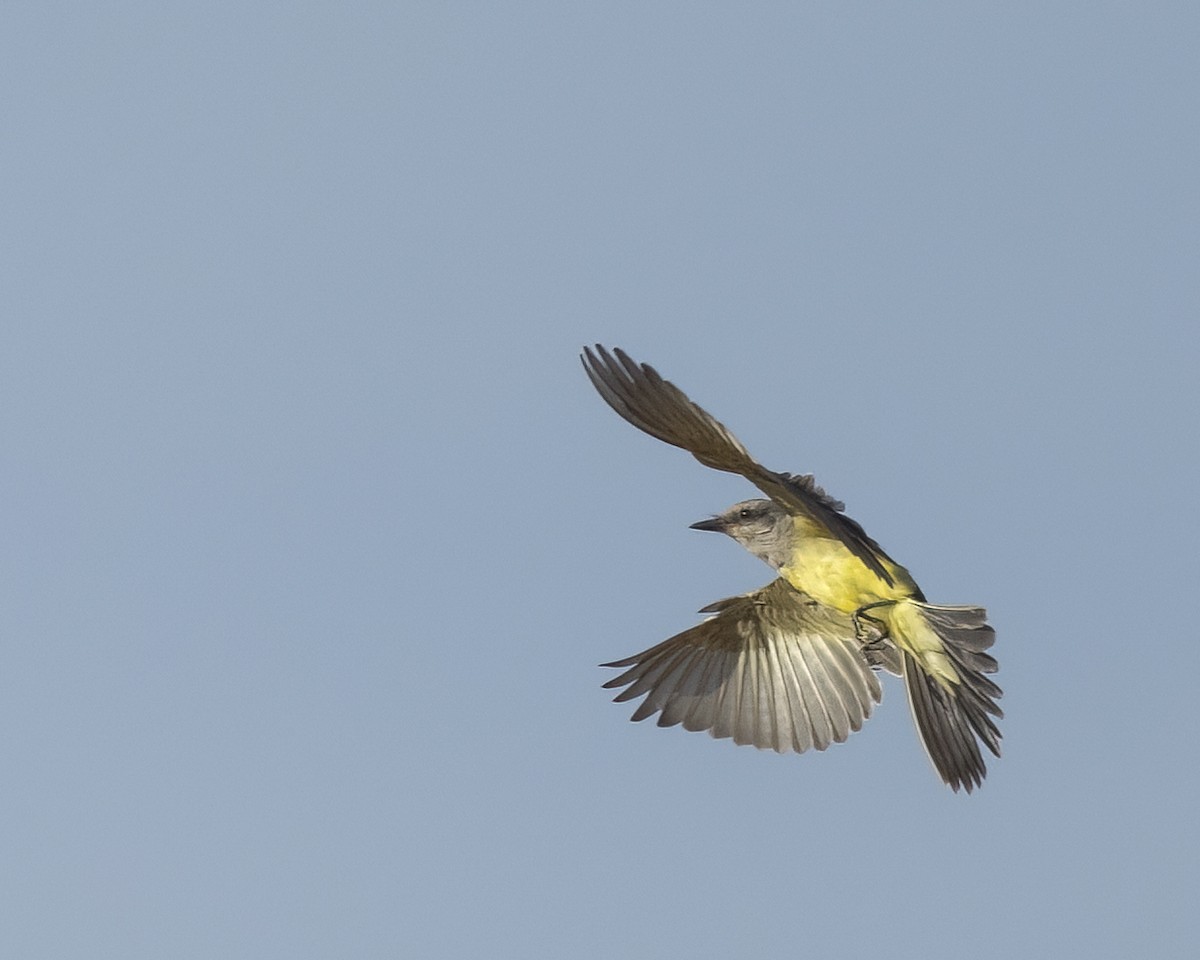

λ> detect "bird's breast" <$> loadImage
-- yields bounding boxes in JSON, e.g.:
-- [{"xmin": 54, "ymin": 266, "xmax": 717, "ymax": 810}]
[{"xmin": 779, "ymin": 537, "xmax": 912, "ymax": 612}]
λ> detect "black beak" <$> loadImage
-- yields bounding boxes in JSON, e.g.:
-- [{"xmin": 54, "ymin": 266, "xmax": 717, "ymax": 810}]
[{"xmin": 689, "ymin": 517, "xmax": 726, "ymax": 533}]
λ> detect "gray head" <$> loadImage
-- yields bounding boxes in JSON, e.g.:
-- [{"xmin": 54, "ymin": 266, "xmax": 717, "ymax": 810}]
[{"xmin": 689, "ymin": 499, "xmax": 794, "ymax": 570}]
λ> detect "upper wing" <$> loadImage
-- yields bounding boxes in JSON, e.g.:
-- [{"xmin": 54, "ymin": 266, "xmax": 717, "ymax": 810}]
[
  {"xmin": 601, "ymin": 578, "xmax": 883, "ymax": 754},
  {"xmin": 582, "ymin": 344, "xmax": 896, "ymax": 585}
]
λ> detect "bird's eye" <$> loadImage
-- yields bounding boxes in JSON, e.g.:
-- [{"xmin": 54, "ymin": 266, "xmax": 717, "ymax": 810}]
[{"xmin": 739, "ymin": 508, "xmax": 754, "ymax": 520}]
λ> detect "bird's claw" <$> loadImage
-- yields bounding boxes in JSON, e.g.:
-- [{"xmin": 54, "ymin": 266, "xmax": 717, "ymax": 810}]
[{"xmin": 853, "ymin": 611, "xmax": 886, "ymax": 648}]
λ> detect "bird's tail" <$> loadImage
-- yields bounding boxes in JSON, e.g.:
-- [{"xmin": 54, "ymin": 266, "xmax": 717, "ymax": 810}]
[{"xmin": 879, "ymin": 600, "xmax": 1003, "ymax": 792}]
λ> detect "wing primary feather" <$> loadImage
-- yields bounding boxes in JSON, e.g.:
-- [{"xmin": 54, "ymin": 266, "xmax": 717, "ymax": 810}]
[
  {"xmin": 679, "ymin": 646, "xmax": 731, "ymax": 733},
  {"xmin": 804, "ymin": 637, "xmax": 851, "ymax": 746},
  {"xmin": 787, "ymin": 633, "xmax": 835, "ymax": 751},
  {"xmin": 762, "ymin": 633, "xmax": 796, "ymax": 753},
  {"xmin": 771, "ymin": 631, "xmax": 814, "ymax": 753},
  {"xmin": 607, "ymin": 643, "xmax": 692, "ymax": 703}
]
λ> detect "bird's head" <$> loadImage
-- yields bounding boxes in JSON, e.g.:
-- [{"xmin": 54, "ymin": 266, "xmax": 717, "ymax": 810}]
[{"xmin": 690, "ymin": 499, "xmax": 793, "ymax": 570}]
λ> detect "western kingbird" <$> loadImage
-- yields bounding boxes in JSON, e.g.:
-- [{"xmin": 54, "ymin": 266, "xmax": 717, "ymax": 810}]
[{"xmin": 583, "ymin": 345, "xmax": 1002, "ymax": 792}]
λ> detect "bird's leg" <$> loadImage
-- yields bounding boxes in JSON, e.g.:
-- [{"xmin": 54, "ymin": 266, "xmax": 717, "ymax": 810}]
[{"xmin": 853, "ymin": 600, "xmax": 894, "ymax": 650}]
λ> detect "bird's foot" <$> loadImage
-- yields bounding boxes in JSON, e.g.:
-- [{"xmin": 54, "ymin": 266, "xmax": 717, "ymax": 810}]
[
  {"xmin": 858, "ymin": 631, "xmax": 889, "ymax": 655},
  {"xmin": 852, "ymin": 602, "xmax": 890, "ymax": 647}
]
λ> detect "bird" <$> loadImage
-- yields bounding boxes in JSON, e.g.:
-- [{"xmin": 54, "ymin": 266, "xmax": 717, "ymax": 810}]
[{"xmin": 582, "ymin": 344, "xmax": 1002, "ymax": 792}]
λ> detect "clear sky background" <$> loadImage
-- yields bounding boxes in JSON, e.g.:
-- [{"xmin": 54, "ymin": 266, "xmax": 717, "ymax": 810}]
[{"xmin": 3, "ymin": 3, "xmax": 1197, "ymax": 958}]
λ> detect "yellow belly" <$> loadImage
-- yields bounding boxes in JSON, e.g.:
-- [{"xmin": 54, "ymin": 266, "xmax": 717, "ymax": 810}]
[{"xmin": 779, "ymin": 537, "xmax": 916, "ymax": 612}]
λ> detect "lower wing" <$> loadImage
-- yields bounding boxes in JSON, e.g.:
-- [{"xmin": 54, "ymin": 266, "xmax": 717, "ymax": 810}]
[{"xmin": 601, "ymin": 578, "xmax": 883, "ymax": 754}]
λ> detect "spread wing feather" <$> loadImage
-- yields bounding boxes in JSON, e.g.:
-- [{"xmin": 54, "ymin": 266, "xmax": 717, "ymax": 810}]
[{"xmin": 602, "ymin": 579, "xmax": 882, "ymax": 754}]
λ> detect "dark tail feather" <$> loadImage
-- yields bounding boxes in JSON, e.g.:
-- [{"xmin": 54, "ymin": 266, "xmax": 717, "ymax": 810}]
[{"xmin": 903, "ymin": 605, "xmax": 1003, "ymax": 793}]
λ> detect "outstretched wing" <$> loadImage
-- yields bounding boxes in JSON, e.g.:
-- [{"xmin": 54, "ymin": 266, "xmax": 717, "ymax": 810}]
[
  {"xmin": 601, "ymin": 579, "xmax": 882, "ymax": 754},
  {"xmin": 582, "ymin": 344, "xmax": 895, "ymax": 584}
]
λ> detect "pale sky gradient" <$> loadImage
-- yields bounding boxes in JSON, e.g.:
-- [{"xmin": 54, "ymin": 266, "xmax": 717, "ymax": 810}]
[{"xmin": 3, "ymin": 4, "xmax": 1198, "ymax": 958}]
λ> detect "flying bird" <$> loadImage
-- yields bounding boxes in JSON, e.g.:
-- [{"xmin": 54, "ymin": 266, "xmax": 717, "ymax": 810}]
[{"xmin": 582, "ymin": 345, "xmax": 1002, "ymax": 792}]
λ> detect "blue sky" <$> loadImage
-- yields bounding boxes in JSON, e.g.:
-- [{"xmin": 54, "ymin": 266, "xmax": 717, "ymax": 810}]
[{"xmin": 3, "ymin": 3, "xmax": 1198, "ymax": 957}]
